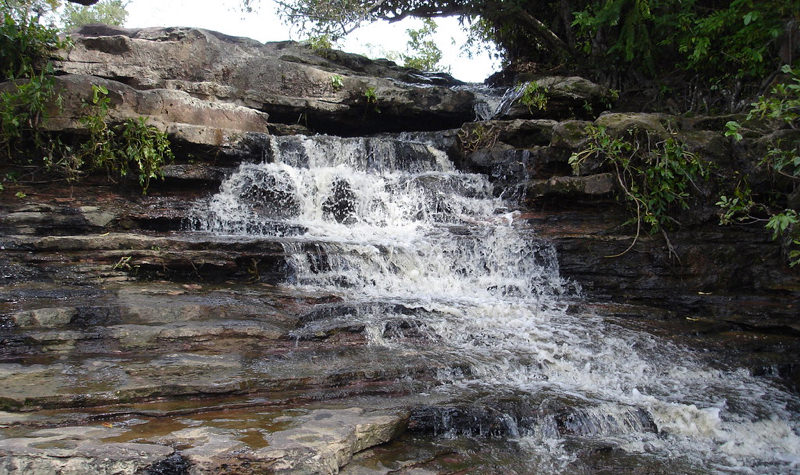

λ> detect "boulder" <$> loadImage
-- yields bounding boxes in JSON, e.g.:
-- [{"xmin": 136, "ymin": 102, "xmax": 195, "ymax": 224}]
[{"xmin": 501, "ymin": 76, "xmax": 613, "ymax": 120}]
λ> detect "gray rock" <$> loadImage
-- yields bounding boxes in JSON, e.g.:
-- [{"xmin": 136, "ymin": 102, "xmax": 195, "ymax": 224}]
[
  {"xmin": 257, "ymin": 408, "xmax": 408, "ymax": 473},
  {"xmin": 53, "ymin": 26, "xmax": 477, "ymax": 134},
  {"xmin": 527, "ymin": 173, "xmax": 615, "ymax": 197},
  {"xmin": 0, "ymin": 426, "xmax": 173, "ymax": 474}
]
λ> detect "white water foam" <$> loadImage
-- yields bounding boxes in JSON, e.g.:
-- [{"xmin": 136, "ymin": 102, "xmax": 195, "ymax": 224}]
[{"xmin": 193, "ymin": 133, "xmax": 800, "ymax": 473}]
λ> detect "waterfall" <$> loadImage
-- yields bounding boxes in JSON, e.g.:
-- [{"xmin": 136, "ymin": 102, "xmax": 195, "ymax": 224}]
[
  {"xmin": 192, "ymin": 134, "xmax": 800, "ymax": 473},
  {"xmin": 469, "ymin": 83, "xmax": 527, "ymax": 121}
]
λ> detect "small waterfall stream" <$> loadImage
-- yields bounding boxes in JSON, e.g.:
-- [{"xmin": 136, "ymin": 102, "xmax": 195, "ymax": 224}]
[{"xmin": 192, "ymin": 134, "xmax": 800, "ymax": 473}]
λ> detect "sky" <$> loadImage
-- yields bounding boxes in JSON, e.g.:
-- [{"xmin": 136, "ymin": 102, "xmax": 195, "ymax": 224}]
[{"xmin": 123, "ymin": 0, "xmax": 499, "ymax": 83}]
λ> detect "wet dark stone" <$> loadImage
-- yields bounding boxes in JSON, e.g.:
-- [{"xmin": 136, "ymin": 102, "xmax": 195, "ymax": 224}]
[
  {"xmin": 145, "ymin": 453, "xmax": 191, "ymax": 475},
  {"xmin": 240, "ymin": 168, "xmax": 300, "ymax": 219},
  {"xmin": 0, "ymin": 315, "xmax": 15, "ymax": 330},
  {"xmin": 224, "ymin": 132, "xmax": 272, "ymax": 164},
  {"xmin": 299, "ymin": 243, "xmax": 331, "ymax": 274},
  {"xmin": 409, "ymin": 398, "xmax": 658, "ymax": 441},
  {"xmin": 322, "ymin": 178, "xmax": 356, "ymax": 224},
  {"xmin": 409, "ymin": 405, "xmax": 522, "ymax": 438},
  {"xmin": 271, "ymin": 139, "xmax": 309, "ymax": 168},
  {"xmin": 298, "ymin": 302, "xmax": 419, "ymax": 324},
  {"xmin": 554, "ymin": 407, "xmax": 658, "ymax": 437},
  {"xmin": 70, "ymin": 307, "xmax": 123, "ymax": 328}
]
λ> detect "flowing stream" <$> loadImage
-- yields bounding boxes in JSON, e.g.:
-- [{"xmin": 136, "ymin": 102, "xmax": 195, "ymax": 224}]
[{"xmin": 192, "ymin": 134, "xmax": 800, "ymax": 473}]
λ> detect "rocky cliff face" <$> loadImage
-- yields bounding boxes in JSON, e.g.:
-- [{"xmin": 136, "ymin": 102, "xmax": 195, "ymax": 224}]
[{"xmin": 1, "ymin": 26, "xmax": 798, "ymax": 473}]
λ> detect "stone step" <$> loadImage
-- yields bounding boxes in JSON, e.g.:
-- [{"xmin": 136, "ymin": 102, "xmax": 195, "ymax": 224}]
[
  {"xmin": 2, "ymin": 232, "xmax": 291, "ymax": 284},
  {"xmin": 0, "ymin": 397, "xmax": 416, "ymax": 474},
  {"xmin": 0, "ymin": 343, "xmax": 446, "ymax": 410}
]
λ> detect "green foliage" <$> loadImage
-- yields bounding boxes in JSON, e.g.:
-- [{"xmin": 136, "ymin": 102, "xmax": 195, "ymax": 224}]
[
  {"xmin": 362, "ymin": 86, "xmax": 379, "ymax": 113},
  {"xmin": 766, "ymin": 209, "xmax": 798, "ymax": 240},
  {"xmin": 75, "ymin": 85, "xmax": 172, "ymax": 193},
  {"xmin": 305, "ymin": 33, "xmax": 333, "ymax": 52},
  {"xmin": 724, "ymin": 120, "xmax": 743, "ymax": 141},
  {"xmin": 749, "ymin": 65, "xmax": 800, "ymax": 125},
  {"xmin": 1, "ymin": 0, "xmax": 168, "ymax": 193},
  {"xmin": 573, "ymin": 0, "xmax": 797, "ymax": 83},
  {"xmin": 0, "ymin": 68, "xmax": 58, "ymax": 160},
  {"xmin": 748, "ymin": 65, "xmax": 800, "ymax": 180},
  {"xmin": 461, "ymin": 16, "xmax": 504, "ymax": 62},
  {"xmin": 518, "ymin": 81, "xmax": 548, "ymax": 112},
  {"xmin": 61, "ymin": 0, "xmax": 128, "ymax": 31},
  {"xmin": 330, "ymin": 74, "xmax": 343, "ymax": 90},
  {"xmin": 0, "ymin": 4, "xmax": 62, "ymax": 163},
  {"xmin": 573, "ymin": 0, "xmax": 657, "ymax": 69},
  {"xmin": 401, "ymin": 19, "xmax": 448, "ymax": 73},
  {"xmin": 269, "ymin": 0, "xmax": 797, "ymax": 88},
  {"xmin": 716, "ymin": 177, "xmax": 755, "ymax": 226},
  {"xmin": 717, "ymin": 65, "xmax": 800, "ymax": 266},
  {"xmin": 570, "ymin": 125, "xmax": 710, "ymax": 236},
  {"xmin": 364, "ymin": 86, "xmax": 377, "ymax": 103},
  {"xmin": 268, "ymin": 0, "xmax": 799, "ymax": 90},
  {"xmin": 1, "ymin": 5, "xmax": 65, "ymax": 79}
]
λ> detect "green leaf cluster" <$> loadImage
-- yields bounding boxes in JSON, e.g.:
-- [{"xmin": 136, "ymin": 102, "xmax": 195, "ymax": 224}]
[
  {"xmin": 0, "ymin": 3, "xmax": 64, "ymax": 163},
  {"xmin": 401, "ymin": 19, "xmax": 449, "ymax": 73},
  {"xmin": 719, "ymin": 65, "xmax": 800, "ymax": 266},
  {"xmin": 570, "ymin": 125, "xmax": 709, "ymax": 235},
  {"xmin": 0, "ymin": 69, "xmax": 58, "ymax": 160},
  {"xmin": 61, "ymin": 0, "xmax": 128, "ymax": 31},
  {"xmin": 74, "ymin": 85, "xmax": 173, "ymax": 193},
  {"xmin": 573, "ymin": 0, "xmax": 796, "ymax": 83},
  {"xmin": 1, "ymin": 5, "xmax": 65, "ymax": 79},
  {"xmin": 0, "ymin": 6, "xmax": 171, "ymax": 194},
  {"xmin": 518, "ymin": 81, "xmax": 548, "ymax": 112}
]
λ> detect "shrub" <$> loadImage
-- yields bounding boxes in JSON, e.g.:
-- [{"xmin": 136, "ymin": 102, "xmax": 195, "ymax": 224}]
[
  {"xmin": 77, "ymin": 85, "xmax": 173, "ymax": 193},
  {"xmin": 519, "ymin": 81, "xmax": 549, "ymax": 113},
  {"xmin": 718, "ymin": 65, "xmax": 800, "ymax": 266},
  {"xmin": 570, "ymin": 124, "xmax": 710, "ymax": 256}
]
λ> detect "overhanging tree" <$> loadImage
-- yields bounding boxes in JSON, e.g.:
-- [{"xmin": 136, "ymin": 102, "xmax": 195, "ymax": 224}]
[{"xmin": 251, "ymin": 0, "xmax": 797, "ymax": 90}]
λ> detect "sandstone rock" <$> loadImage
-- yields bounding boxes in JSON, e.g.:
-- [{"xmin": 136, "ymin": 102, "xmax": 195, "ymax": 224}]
[
  {"xmin": 594, "ymin": 112, "xmax": 676, "ymax": 139},
  {"xmin": 10, "ymin": 308, "xmax": 77, "ymax": 328},
  {"xmin": 54, "ymin": 26, "xmax": 477, "ymax": 134},
  {"xmin": 551, "ymin": 120, "xmax": 592, "ymax": 149},
  {"xmin": 35, "ymin": 74, "xmax": 271, "ymax": 148},
  {"xmin": 256, "ymin": 408, "xmax": 408, "ymax": 473},
  {"xmin": 0, "ymin": 428, "xmax": 174, "ymax": 475}
]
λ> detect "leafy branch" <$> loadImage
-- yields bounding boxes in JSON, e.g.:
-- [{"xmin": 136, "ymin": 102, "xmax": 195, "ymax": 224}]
[{"xmin": 570, "ymin": 124, "xmax": 709, "ymax": 258}]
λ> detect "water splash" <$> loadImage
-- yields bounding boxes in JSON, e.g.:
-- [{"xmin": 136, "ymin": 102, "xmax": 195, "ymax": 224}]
[{"xmin": 192, "ymin": 133, "xmax": 800, "ymax": 473}]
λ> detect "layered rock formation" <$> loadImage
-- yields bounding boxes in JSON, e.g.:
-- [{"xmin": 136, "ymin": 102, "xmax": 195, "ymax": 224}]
[{"xmin": 1, "ymin": 25, "xmax": 798, "ymax": 473}]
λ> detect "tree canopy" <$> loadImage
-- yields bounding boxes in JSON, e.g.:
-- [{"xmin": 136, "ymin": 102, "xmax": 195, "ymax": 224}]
[
  {"xmin": 61, "ymin": 0, "xmax": 128, "ymax": 31},
  {"xmin": 259, "ymin": 0, "xmax": 798, "ymax": 90}
]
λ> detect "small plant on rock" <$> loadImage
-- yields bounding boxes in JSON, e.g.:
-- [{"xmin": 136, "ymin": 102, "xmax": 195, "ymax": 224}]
[
  {"xmin": 519, "ymin": 81, "xmax": 549, "ymax": 113},
  {"xmin": 457, "ymin": 123, "xmax": 500, "ymax": 153},
  {"xmin": 74, "ymin": 85, "xmax": 173, "ymax": 193},
  {"xmin": 330, "ymin": 74, "xmax": 344, "ymax": 91},
  {"xmin": 363, "ymin": 86, "xmax": 380, "ymax": 113},
  {"xmin": 570, "ymin": 124, "xmax": 710, "ymax": 258}
]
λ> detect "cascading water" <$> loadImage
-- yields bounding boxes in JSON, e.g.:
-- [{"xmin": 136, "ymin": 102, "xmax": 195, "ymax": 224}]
[
  {"xmin": 192, "ymin": 134, "xmax": 800, "ymax": 473},
  {"xmin": 468, "ymin": 83, "xmax": 528, "ymax": 121}
]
